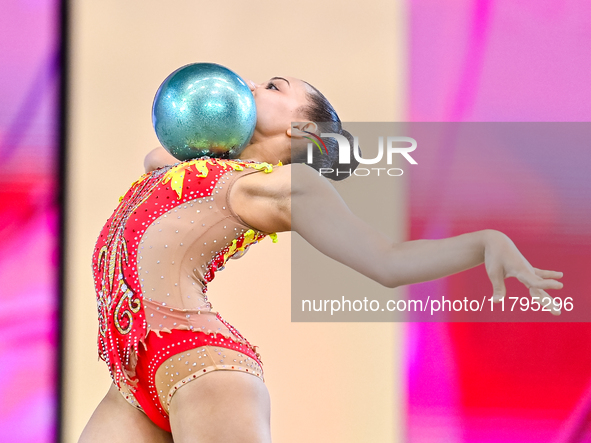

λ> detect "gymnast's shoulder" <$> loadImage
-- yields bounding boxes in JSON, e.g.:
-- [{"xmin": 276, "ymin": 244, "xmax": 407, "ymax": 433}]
[
  {"xmin": 229, "ymin": 163, "xmax": 327, "ymax": 233},
  {"xmin": 232, "ymin": 162, "xmax": 325, "ymax": 199}
]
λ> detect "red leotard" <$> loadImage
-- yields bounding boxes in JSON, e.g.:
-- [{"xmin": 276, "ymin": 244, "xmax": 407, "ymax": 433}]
[{"xmin": 92, "ymin": 158, "xmax": 279, "ymax": 431}]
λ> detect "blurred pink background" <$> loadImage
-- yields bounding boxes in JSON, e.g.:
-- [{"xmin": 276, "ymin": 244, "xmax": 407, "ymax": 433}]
[
  {"xmin": 407, "ymin": 1, "xmax": 591, "ymax": 442},
  {"xmin": 0, "ymin": 0, "xmax": 61, "ymax": 442}
]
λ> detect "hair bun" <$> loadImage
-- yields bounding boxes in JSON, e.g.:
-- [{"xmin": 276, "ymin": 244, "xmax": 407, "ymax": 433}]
[{"xmin": 299, "ymin": 82, "xmax": 360, "ymax": 181}]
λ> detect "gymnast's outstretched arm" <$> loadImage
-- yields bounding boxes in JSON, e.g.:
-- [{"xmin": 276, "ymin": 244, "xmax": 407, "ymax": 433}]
[{"xmin": 232, "ymin": 163, "xmax": 564, "ymax": 315}]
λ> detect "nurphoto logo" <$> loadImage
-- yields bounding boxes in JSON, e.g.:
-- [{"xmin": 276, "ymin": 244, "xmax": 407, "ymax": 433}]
[{"xmin": 306, "ymin": 133, "xmax": 418, "ymax": 177}]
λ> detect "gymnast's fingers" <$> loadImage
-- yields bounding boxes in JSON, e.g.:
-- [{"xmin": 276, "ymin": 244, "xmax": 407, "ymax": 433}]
[
  {"xmin": 533, "ymin": 268, "xmax": 564, "ymax": 280},
  {"xmin": 530, "ymin": 287, "xmax": 561, "ymax": 316},
  {"xmin": 516, "ymin": 270, "xmax": 564, "ymax": 291},
  {"xmin": 487, "ymin": 265, "xmax": 507, "ymax": 303}
]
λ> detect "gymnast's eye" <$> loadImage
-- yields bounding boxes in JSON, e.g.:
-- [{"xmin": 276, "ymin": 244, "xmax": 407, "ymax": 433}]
[{"xmin": 266, "ymin": 82, "xmax": 278, "ymax": 91}]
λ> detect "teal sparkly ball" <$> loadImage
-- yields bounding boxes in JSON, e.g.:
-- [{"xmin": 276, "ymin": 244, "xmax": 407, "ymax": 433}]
[{"xmin": 152, "ymin": 63, "xmax": 256, "ymax": 161}]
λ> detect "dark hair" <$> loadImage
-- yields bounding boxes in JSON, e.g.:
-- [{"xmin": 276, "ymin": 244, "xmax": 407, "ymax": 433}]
[{"xmin": 296, "ymin": 82, "xmax": 360, "ymax": 181}]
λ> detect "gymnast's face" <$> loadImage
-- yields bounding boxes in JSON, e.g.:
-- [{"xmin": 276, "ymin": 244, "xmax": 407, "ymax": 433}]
[{"xmin": 245, "ymin": 76, "xmax": 313, "ymax": 142}]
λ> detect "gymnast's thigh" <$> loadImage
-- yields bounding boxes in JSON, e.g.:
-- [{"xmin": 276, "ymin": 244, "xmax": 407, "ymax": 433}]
[
  {"xmin": 168, "ymin": 370, "xmax": 272, "ymax": 443},
  {"xmin": 78, "ymin": 384, "xmax": 172, "ymax": 443}
]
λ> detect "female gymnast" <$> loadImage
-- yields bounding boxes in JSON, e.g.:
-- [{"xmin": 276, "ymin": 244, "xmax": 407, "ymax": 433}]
[{"xmin": 79, "ymin": 75, "xmax": 564, "ymax": 443}]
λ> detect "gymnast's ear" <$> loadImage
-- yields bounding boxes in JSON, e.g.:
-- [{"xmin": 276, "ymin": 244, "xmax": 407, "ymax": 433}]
[{"xmin": 286, "ymin": 121, "xmax": 318, "ymax": 139}]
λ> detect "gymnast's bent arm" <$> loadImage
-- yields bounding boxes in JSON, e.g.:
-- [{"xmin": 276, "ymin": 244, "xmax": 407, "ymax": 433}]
[
  {"xmin": 233, "ymin": 163, "xmax": 564, "ymax": 314},
  {"xmin": 144, "ymin": 146, "xmax": 178, "ymax": 172}
]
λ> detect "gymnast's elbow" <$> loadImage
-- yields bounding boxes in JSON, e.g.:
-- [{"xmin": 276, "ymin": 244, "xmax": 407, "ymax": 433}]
[
  {"xmin": 363, "ymin": 245, "xmax": 405, "ymax": 289},
  {"xmin": 378, "ymin": 275, "xmax": 403, "ymax": 289},
  {"xmin": 364, "ymin": 267, "xmax": 403, "ymax": 289}
]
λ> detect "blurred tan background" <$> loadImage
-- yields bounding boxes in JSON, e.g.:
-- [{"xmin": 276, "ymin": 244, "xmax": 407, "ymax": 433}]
[{"xmin": 64, "ymin": 1, "xmax": 408, "ymax": 441}]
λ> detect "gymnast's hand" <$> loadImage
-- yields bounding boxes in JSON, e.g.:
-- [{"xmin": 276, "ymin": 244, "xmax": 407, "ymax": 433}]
[
  {"xmin": 144, "ymin": 146, "xmax": 179, "ymax": 173},
  {"xmin": 483, "ymin": 230, "xmax": 564, "ymax": 315}
]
